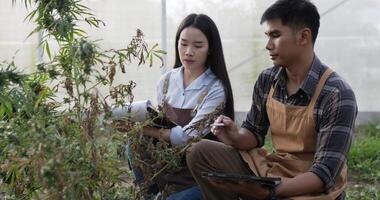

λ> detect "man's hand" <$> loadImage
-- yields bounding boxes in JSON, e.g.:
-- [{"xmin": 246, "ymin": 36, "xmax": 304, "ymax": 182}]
[
  {"xmin": 211, "ymin": 115, "xmax": 239, "ymax": 146},
  {"xmin": 207, "ymin": 178, "xmax": 270, "ymax": 200}
]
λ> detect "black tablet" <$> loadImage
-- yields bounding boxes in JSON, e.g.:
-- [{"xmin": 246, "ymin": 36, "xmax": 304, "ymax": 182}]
[{"xmin": 201, "ymin": 171, "xmax": 281, "ymax": 188}]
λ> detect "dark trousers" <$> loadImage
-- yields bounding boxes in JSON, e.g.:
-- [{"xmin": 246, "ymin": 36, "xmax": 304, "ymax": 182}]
[{"xmin": 186, "ymin": 139, "xmax": 253, "ymax": 200}]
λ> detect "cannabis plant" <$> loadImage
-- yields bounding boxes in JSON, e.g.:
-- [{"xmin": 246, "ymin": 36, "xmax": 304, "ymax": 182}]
[
  {"xmin": 1, "ymin": 1, "xmax": 224, "ymax": 199},
  {"xmin": 1, "ymin": 0, "xmax": 163, "ymax": 199}
]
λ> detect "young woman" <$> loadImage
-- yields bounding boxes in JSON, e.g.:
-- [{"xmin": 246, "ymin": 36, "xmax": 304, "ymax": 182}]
[
  {"xmin": 144, "ymin": 13, "xmax": 234, "ymax": 144},
  {"xmin": 131, "ymin": 13, "xmax": 234, "ymax": 199}
]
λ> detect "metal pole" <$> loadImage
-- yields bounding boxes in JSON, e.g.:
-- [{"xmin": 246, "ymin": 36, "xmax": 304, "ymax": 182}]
[
  {"xmin": 37, "ymin": 31, "xmax": 43, "ymax": 64},
  {"xmin": 321, "ymin": 0, "xmax": 350, "ymax": 17},
  {"xmin": 161, "ymin": 0, "xmax": 167, "ymax": 74}
]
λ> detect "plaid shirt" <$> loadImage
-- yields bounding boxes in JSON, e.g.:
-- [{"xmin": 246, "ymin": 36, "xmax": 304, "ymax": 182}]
[{"xmin": 241, "ymin": 55, "xmax": 357, "ymax": 199}]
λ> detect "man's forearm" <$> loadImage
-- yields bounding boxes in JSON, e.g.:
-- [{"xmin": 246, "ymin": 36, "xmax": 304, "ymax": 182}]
[
  {"xmin": 231, "ymin": 128, "xmax": 259, "ymax": 150},
  {"xmin": 276, "ymin": 172, "xmax": 324, "ymax": 198}
]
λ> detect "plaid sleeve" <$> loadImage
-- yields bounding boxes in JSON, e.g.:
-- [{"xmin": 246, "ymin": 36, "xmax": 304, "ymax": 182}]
[
  {"xmin": 241, "ymin": 70, "xmax": 272, "ymax": 147},
  {"xmin": 310, "ymin": 85, "xmax": 357, "ymax": 191}
]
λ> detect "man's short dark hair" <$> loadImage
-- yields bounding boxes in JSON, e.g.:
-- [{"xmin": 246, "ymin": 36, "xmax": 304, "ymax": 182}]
[{"xmin": 260, "ymin": 0, "xmax": 320, "ymax": 44}]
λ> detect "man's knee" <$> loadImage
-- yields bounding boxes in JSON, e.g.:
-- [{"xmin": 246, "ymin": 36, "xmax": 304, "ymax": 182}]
[
  {"xmin": 186, "ymin": 139, "xmax": 215, "ymax": 168},
  {"xmin": 187, "ymin": 139, "xmax": 210, "ymax": 159}
]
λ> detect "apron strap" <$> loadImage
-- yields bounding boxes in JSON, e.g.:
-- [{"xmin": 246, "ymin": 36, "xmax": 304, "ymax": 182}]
[
  {"xmin": 191, "ymin": 78, "xmax": 218, "ymax": 117},
  {"xmin": 267, "ymin": 68, "xmax": 333, "ymax": 112},
  {"xmin": 268, "ymin": 83, "xmax": 276, "ymax": 101},
  {"xmin": 161, "ymin": 71, "xmax": 218, "ymax": 117},
  {"xmin": 161, "ymin": 71, "xmax": 172, "ymax": 106},
  {"xmin": 267, "ymin": 69, "xmax": 283, "ymax": 101},
  {"xmin": 306, "ymin": 68, "xmax": 333, "ymax": 112}
]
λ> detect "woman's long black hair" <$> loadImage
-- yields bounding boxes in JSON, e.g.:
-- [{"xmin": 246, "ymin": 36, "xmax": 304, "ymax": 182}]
[
  {"xmin": 173, "ymin": 13, "xmax": 234, "ymax": 120},
  {"xmin": 173, "ymin": 14, "xmax": 235, "ymax": 119}
]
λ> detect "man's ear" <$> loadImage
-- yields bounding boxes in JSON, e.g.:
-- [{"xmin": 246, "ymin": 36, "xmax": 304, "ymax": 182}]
[{"xmin": 297, "ymin": 28, "xmax": 312, "ymax": 46}]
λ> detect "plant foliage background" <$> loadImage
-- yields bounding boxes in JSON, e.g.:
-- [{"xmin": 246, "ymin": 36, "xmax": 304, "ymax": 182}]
[
  {"xmin": 5, "ymin": 1, "xmax": 378, "ymax": 199},
  {"xmin": 0, "ymin": 0, "xmax": 165, "ymax": 199}
]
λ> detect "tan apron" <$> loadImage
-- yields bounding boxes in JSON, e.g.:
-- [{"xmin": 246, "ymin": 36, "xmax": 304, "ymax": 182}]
[
  {"xmin": 155, "ymin": 71, "xmax": 218, "ymax": 193},
  {"xmin": 239, "ymin": 68, "xmax": 347, "ymax": 200}
]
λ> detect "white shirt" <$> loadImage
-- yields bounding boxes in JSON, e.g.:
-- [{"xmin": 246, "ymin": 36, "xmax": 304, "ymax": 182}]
[{"xmin": 156, "ymin": 66, "xmax": 226, "ymax": 145}]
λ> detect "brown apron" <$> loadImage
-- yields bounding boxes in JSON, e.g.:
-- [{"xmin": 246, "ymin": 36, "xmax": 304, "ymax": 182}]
[
  {"xmin": 155, "ymin": 71, "xmax": 218, "ymax": 194},
  {"xmin": 239, "ymin": 68, "xmax": 347, "ymax": 200}
]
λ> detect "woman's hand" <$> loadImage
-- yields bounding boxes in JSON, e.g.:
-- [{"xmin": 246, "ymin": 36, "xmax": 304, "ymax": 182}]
[
  {"xmin": 143, "ymin": 127, "xmax": 171, "ymax": 142},
  {"xmin": 114, "ymin": 119, "xmax": 133, "ymax": 132}
]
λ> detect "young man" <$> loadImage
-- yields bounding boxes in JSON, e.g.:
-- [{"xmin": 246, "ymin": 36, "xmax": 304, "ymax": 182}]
[{"xmin": 186, "ymin": 0, "xmax": 357, "ymax": 199}]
